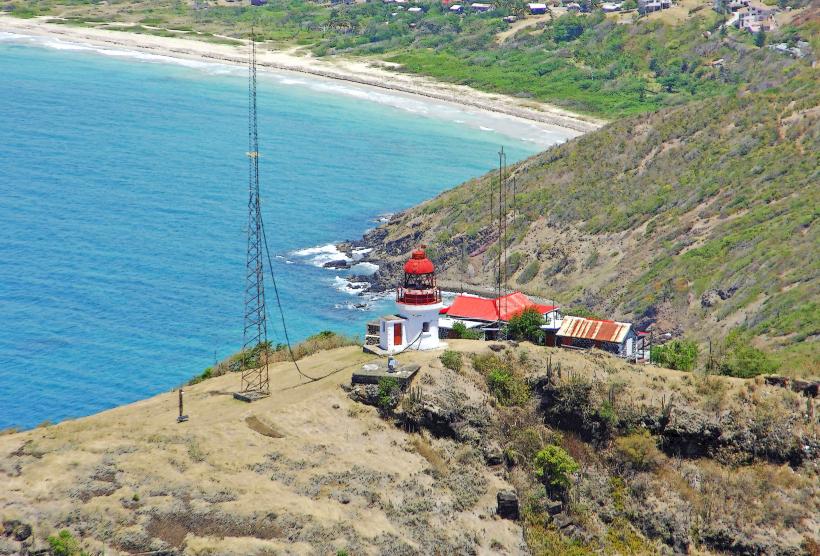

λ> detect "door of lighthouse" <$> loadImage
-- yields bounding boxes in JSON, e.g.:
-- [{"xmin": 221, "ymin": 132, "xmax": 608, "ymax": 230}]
[{"xmin": 393, "ymin": 323, "xmax": 403, "ymax": 346}]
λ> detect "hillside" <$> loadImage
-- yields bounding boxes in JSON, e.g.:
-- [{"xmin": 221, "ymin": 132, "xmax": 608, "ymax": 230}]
[
  {"xmin": 1, "ymin": 341, "xmax": 817, "ymax": 555},
  {"xmin": 351, "ymin": 57, "xmax": 819, "ymax": 376}
]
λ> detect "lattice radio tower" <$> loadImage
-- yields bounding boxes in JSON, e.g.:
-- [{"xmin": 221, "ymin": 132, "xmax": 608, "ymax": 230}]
[{"xmin": 236, "ymin": 33, "xmax": 270, "ymax": 400}]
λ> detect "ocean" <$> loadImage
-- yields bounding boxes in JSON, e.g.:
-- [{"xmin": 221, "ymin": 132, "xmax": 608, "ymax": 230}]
[{"xmin": 0, "ymin": 32, "xmax": 569, "ymax": 429}]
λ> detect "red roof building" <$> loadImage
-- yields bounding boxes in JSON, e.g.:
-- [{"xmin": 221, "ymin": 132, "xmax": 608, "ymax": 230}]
[{"xmin": 443, "ymin": 292, "xmax": 557, "ymax": 322}]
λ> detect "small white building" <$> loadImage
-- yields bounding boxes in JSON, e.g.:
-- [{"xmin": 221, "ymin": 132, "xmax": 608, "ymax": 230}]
[
  {"xmin": 528, "ymin": 2, "xmax": 548, "ymax": 13},
  {"xmin": 374, "ymin": 248, "xmax": 443, "ymax": 353}
]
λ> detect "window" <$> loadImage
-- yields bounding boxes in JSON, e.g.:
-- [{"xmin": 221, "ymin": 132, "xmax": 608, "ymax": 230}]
[{"xmin": 422, "ymin": 321, "xmax": 430, "ymax": 333}]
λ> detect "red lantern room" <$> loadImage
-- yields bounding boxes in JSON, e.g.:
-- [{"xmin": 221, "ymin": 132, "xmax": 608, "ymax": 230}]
[{"xmin": 397, "ymin": 247, "xmax": 442, "ymax": 305}]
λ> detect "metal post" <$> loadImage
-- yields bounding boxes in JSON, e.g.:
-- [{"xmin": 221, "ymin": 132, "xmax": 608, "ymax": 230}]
[{"xmin": 177, "ymin": 389, "xmax": 188, "ymax": 423}]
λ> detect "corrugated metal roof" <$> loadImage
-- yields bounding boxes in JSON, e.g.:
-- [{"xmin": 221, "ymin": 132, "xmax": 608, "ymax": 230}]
[{"xmin": 557, "ymin": 316, "xmax": 632, "ymax": 343}]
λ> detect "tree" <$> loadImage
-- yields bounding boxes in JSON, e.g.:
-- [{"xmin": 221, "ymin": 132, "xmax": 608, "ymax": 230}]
[
  {"xmin": 754, "ymin": 29, "xmax": 766, "ymax": 48},
  {"xmin": 533, "ymin": 445, "xmax": 579, "ymax": 498},
  {"xmin": 506, "ymin": 307, "xmax": 545, "ymax": 343}
]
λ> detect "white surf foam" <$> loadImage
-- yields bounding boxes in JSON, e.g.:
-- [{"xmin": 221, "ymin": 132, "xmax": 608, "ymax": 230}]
[
  {"xmin": 332, "ymin": 276, "xmax": 371, "ymax": 295},
  {"xmin": 350, "ymin": 261, "xmax": 379, "ymax": 276},
  {"xmin": 292, "ymin": 243, "xmax": 352, "ymax": 267}
]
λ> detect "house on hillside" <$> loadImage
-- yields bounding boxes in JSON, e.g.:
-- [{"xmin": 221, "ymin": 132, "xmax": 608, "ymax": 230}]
[
  {"xmin": 713, "ymin": 0, "xmax": 749, "ymax": 12},
  {"xmin": 439, "ymin": 291, "xmax": 561, "ymax": 340},
  {"xmin": 556, "ymin": 316, "xmax": 637, "ymax": 358},
  {"xmin": 471, "ymin": 2, "xmax": 494, "ymax": 11},
  {"xmin": 735, "ymin": 5, "xmax": 777, "ymax": 32},
  {"xmin": 528, "ymin": 2, "xmax": 548, "ymax": 14},
  {"xmin": 638, "ymin": 0, "xmax": 670, "ymax": 13}
]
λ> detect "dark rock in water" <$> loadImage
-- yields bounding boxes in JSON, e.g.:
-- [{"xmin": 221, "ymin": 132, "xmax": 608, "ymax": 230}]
[
  {"xmin": 323, "ymin": 259, "xmax": 351, "ymax": 269},
  {"xmin": 496, "ymin": 490, "xmax": 519, "ymax": 520},
  {"xmin": 482, "ymin": 441, "xmax": 504, "ymax": 466}
]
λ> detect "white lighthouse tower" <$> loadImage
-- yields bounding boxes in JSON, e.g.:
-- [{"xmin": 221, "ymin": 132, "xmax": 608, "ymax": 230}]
[{"xmin": 377, "ymin": 247, "xmax": 443, "ymax": 352}]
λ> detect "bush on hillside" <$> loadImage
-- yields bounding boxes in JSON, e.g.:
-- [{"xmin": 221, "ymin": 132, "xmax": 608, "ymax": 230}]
[
  {"xmin": 533, "ymin": 445, "xmax": 579, "ymax": 497},
  {"xmin": 506, "ymin": 307, "xmax": 545, "ymax": 343},
  {"xmin": 452, "ymin": 321, "xmax": 482, "ymax": 340},
  {"xmin": 377, "ymin": 377, "xmax": 401, "ymax": 411},
  {"xmin": 651, "ymin": 339, "xmax": 699, "ymax": 372},
  {"xmin": 440, "ymin": 350, "xmax": 463, "ymax": 372},
  {"xmin": 717, "ymin": 329, "xmax": 779, "ymax": 378},
  {"xmin": 613, "ymin": 430, "xmax": 664, "ymax": 471},
  {"xmin": 505, "ymin": 251, "xmax": 524, "ymax": 275},
  {"xmin": 517, "ymin": 261, "xmax": 540, "ymax": 284},
  {"xmin": 48, "ymin": 530, "xmax": 87, "ymax": 556},
  {"xmin": 472, "ymin": 352, "xmax": 530, "ymax": 406},
  {"xmin": 487, "ymin": 368, "xmax": 530, "ymax": 406}
]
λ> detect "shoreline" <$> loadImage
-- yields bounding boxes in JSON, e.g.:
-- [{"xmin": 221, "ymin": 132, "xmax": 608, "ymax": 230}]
[{"xmin": 0, "ymin": 15, "xmax": 604, "ymax": 136}]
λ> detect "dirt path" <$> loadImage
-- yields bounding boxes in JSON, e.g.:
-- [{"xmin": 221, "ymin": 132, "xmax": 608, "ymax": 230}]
[{"xmin": 495, "ymin": 13, "xmax": 553, "ymax": 43}]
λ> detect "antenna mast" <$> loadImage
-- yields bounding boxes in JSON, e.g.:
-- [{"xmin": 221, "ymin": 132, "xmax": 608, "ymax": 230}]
[
  {"xmin": 496, "ymin": 147, "xmax": 507, "ymax": 324},
  {"xmin": 236, "ymin": 32, "xmax": 270, "ymax": 400}
]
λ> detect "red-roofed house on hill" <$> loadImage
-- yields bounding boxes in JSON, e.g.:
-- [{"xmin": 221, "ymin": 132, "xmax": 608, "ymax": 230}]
[
  {"xmin": 556, "ymin": 316, "xmax": 637, "ymax": 358},
  {"xmin": 439, "ymin": 292, "xmax": 562, "ymax": 340}
]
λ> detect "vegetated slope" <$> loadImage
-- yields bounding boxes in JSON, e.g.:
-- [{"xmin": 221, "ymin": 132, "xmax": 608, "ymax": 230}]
[
  {"xmin": 357, "ymin": 61, "xmax": 819, "ymax": 374},
  {"xmin": 1, "ymin": 341, "xmax": 816, "ymax": 555}
]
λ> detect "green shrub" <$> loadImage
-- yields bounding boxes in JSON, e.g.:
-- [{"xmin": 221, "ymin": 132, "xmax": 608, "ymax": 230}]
[
  {"xmin": 506, "ymin": 307, "xmax": 545, "ymax": 343},
  {"xmin": 505, "ymin": 251, "xmax": 523, "ymax": 275},
  {"xmin": 533, "ymin": 445, "xmax": 579, "ymax": 495},
  {"xmin": 440, "ymin": 350, "xmax": 463, "ymax": 372},
  {"xmin": 48, "ymin": 530, "xmax": 87, "ymax": 556},
  {"xmin": 487, "ymin": 368, "xmax": 530, "ymax": 406},
  {"xmin": 718, "ymin": 329, "xmax": 779, "ymax": 378},
  {"xmin": 651, "ymin": 339, "xmax": 699, "ymax": 371},
  {"xmin": 377, "ymin": 377, "xmax": 401, "ymax": 410},
  {"xmin": 517, "ymin": 261, "xmax": 540, "ymax": 284},
  {"xmin": 452, "ymin": 321, "xmax": 482, "ymax": 340},
  {"xmin": 613, "ymin": 430, "xmax": 663, "ymax": 470}
]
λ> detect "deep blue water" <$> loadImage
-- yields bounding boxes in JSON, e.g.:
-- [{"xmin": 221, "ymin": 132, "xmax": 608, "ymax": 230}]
[{"xmin": 0, "ymin": 34, "xmax": 560, "ymax": 429}]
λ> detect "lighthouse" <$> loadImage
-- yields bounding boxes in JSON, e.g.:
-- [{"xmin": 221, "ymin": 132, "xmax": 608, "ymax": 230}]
[{"xmin": 375, "ymin": 247, "xmax": 443, "ymax": 353}]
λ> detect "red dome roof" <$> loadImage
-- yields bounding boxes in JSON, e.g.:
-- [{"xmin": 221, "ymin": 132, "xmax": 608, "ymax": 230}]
[{"xmin": 404, "ymin": 248, "xmax": 435, "ymax": 275}]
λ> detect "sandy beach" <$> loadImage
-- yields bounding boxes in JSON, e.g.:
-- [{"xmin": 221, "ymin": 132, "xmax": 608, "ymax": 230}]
[{"xmin": 0, "ymin": 15, "xmax": 604, "ymax": 136}]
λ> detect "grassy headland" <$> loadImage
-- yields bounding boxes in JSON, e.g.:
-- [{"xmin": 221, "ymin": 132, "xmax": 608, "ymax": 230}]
[{"xmin": 1, "ymin": 341, "xmax": 816, "ymax": 554}]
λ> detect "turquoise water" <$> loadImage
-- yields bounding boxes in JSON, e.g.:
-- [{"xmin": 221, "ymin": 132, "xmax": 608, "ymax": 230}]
[{"xmin": 0, "ymin": 34, "xmax": 559, "ymax": 429}]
